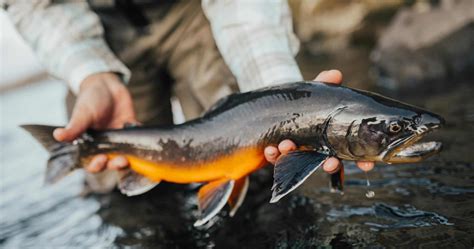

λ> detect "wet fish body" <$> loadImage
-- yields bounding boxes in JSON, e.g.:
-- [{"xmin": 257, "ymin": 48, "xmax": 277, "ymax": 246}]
[{"xmin": 22, "ymin": 81, "xmax": 444, "ymax": 226}]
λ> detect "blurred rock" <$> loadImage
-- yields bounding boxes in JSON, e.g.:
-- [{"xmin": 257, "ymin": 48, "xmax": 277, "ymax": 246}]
[
  {"xmin": 290, "ymin": 0, "xmax": 406, "ymax": 54},
  {"xmin": 371, "ymin": 0, "xmax": 474, "ymax": 91}
]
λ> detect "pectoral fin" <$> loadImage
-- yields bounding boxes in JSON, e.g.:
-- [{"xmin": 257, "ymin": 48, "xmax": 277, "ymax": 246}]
[
  {"xmin": 271, "ymin": 151, "xmax": 328, "ymax": 203},
  {"xmin": 194, "ymin": 178, "xmax": 234, "ymax": 227},
  {"xmin": 117, "ymin": 169, "xmax": 160, "ymax": 196},
  {"xmin": 228, "ymin": 176, "xmax": 249, "ymax": 217}
]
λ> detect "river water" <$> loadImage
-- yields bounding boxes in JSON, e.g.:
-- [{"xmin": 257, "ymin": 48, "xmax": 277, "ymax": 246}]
[{"xmin": 1, "ymin": 51, "xmax": 473, "ymax": 248}]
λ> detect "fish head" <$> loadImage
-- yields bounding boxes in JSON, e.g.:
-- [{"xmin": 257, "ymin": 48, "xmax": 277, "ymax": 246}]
[
  {"xmin": 378, "ymin": 111, "xmax": 444, "ymax": 163},
  {"xmin": 326, "ymin": 90, "xmax": 444, "ymax": 164}
]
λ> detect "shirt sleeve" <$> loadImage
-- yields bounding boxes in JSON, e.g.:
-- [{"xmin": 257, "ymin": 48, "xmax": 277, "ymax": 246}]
[
  {"xmin": 202, "ymin": 0, "xmax": 303, "ymax": 92},
  {"xmin": 4, "ymin": 0, "xmax": 130, "ymax": 94}
]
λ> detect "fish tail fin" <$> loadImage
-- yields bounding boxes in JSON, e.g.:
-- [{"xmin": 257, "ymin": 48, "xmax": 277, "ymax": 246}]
[{"xmin": 21, "ymin": 124, "xmax": 80, "ymax": 184}]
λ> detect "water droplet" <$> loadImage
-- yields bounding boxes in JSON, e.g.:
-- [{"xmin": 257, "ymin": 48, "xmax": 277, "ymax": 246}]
[
  {"xmin": 366, "ymin": 190, "xmax": 375, "ymax": 198},
  {"xmin": 365, "ymin": 172, "xmax": 375, "ymax": 199}
]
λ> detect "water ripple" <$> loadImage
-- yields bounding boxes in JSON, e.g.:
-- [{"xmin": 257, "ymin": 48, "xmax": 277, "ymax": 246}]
[{"xmin": 327, "ymin": 203, "xmax": 453, "ymax": 229}]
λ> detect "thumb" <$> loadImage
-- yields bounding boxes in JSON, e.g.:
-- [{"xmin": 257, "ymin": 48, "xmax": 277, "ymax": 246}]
[
  {"xmin": 53, "ymin": 106, "xmax": 93, "ymax": 142},
  {"xmin": 314, "ymin": 69, "xmax": 343, "ymax": 84}
]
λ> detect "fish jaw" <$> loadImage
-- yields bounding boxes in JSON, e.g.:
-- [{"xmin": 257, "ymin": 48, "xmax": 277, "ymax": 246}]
[
  {"xmin": 388, "ymin": 141, "xmax": 443, "ymax": 163},
  {"xmin": 381, "ymin": 115, "xmax": 444, "ymax": 163}
]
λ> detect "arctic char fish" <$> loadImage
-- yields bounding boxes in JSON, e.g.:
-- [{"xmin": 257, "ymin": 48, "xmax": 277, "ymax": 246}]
[{"xmin": 22, "ymin": 81, "xmax": 444, "ymax": 226}]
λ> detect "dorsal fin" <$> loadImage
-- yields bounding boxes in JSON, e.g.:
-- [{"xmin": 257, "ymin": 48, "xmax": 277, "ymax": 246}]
[
  {"xmin": 202, "ymin": 93, "xmax": 240, "ymax": 117},
  {"xmin": 203, "ymin": 82, "xmax": 325, "ymax": 117}
]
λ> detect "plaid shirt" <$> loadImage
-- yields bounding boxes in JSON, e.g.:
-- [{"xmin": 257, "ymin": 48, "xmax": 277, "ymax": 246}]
[{"xmin": 4, "ymin": 0, "xmax": 303, "ymax": 93}]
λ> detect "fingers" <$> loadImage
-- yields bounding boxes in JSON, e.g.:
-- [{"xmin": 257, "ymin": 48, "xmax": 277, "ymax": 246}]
[
  {"xmin": 324, "ymin": 160, "xmax": 374, "ymax": 174},
  {"xmin": 53, "ymin": 105, "xmax": 92, "ymax": 142},
  {"xmin": 264, "ymin": 139, "xmax": 297, "ymax": 165},
  {"xmin": 84, "ymin": 155, "xmax": 129, "ymax": 173},
  {"xmin": 107, "ymin": 82, "xmax": 139, "ymax": 129},
  {"xmin": 323, "ymin": 160, "xmax": 375, "ymax": 174},
  {"xmin": 322, "ymin": 157, "xmax": 341, "ymax": 174},
  {"xmin": 109, "ymin": 108, "xmax": 139, "ymax": 129},
  {"xmin": 324, "ymin": 159, "xmax": 375, "ymax": 174},
  {"xmin": 277, "ymin": 139, "xmax": 297, "ymax": 154},
  {"xmin": 357, "ymin": 161, "xmax": 375, "ymax": 172},
  {"xmin": 107, "ymin": 156, "xmax": 129, "ymax": 170},
  {"xmin": 264, "ymin": 146, "xmax": 279, "ymax": 164},
  {"xmin": 85, "ymin": 154, "xmax": 108, "ymax": 173},
  {"xmin": 314, "ymin": 69, "xmax": 343, "ymax": 84}
]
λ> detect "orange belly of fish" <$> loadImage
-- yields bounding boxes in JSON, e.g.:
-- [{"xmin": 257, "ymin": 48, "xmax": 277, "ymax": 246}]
[{"xmin": 107, "ymin": 147, "xmax": 266, "ymax": 183}]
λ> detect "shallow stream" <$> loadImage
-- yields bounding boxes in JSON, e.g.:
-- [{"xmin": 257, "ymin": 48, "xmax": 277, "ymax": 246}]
[{"xmin": 1, "ymin": 50, "xmax": 473, "ymax": 248}]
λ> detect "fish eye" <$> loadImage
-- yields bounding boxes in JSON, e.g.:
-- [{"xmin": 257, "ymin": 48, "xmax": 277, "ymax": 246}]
[{"xmin": 388, "ymin": 122, "xmax": 402, "ymax": 134}]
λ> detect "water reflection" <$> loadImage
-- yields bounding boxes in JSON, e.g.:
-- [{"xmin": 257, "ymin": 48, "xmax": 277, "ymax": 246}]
[{"xmin": 327, "ymin": 203, "xmax": 453, "ymax": 229}]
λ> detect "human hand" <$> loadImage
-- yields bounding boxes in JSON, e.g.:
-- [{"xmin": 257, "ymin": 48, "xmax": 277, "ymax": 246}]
[
  {"xmin": 264, "ymin": 70, "xmax": 375, "ymax": 173},
  {"xmin": 53, "ymin": 73, "xmax": 136, "ymax": 173}
]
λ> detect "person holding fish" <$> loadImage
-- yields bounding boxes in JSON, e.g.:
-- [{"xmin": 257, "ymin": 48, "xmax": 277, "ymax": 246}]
[
  {"xmin": 6, "ymin": 1, "xmax": 373, "ymax": 191},
  {"xmin": 12, "ymin": 0, "xmax": 446, "ymax": 227}
]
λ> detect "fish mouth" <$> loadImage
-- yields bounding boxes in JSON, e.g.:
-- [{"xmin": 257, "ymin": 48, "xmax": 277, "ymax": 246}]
[{"xmin": 382, "ymin": 124, "xmax": 443, "ymax": 163}]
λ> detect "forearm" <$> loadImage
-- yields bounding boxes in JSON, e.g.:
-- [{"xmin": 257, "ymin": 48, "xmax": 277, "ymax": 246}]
[
  {"xmin": 4, "ymin": 0, "xmax": 130, "ymax": 93},
  {"xmin": 202, "ymin": 0, "xmax": 303, "ymax": 92}
]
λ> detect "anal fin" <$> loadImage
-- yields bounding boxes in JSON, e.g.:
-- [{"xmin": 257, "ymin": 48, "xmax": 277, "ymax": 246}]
[
  {"xmin": 117, "ymin": 169, "xmax": 160, "ymax": 196},
  {"xmin": 194, "ymin": 178, "xmax": 234, "ymax": 227},
  {"xmin": 271, "ymin": 151, "xmax": 328, "ymax": 203},
  {"xmin": 228, "ymin": 176, "xmax": 249, "ymax": 217}
]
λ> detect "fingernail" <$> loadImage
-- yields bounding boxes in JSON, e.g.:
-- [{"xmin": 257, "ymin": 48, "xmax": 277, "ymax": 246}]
[
  {"xmin": 88, "ymin": 157, "xmax": 105, "ymax": 173},
  {"xmin": 95, "ymin": 155, "xmax": 107, "ymax": 165},
  {"xmin": 315, "ymin": 71, "xmax": 329, "ymax": 81},
  {"xmin": 358, "ymin": 161, "xmax": 375, "ymax": 172},
  {"xmin": 114, "ymin": 156, "xmax": 128, "ymax": 166},
  {"xmin": 265, "ymin": 147, "xmax": 277, "ymax": 156},
  {"xmin": 323, "ymin": 157, "xmax": 339, "ymax": 173},
  {"xmin": 123, "ymin": 122, "xmax": 140, "ymax": 128},
  {"xmin": 92, "ymin": 156, "xmax": 109, "ymax": 172},
  {"xmin": 109, "ymin": 156, "xmax": 128, "ymax": 169},
  {"xmin": 53, "ymin": 129, "xmax": 63, "ymax": 140}
]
